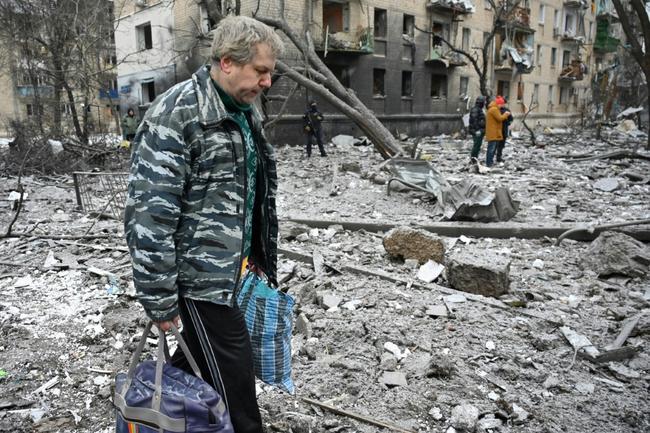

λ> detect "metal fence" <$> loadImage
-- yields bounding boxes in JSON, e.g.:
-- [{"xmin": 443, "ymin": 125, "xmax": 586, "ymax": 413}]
[{"xmin": 72, "ymin": 171, "xmax": 129, "ymax": 220}]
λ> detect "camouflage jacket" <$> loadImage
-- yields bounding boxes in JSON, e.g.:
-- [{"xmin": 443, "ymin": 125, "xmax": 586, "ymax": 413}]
[{"xmin": 124, "ymin": 66, "xmax": 278, "ymax": 321}]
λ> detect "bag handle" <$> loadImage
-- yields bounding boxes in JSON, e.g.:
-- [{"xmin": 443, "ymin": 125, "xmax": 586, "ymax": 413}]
[{"xmin": 121, "ymin": 321, "xmax": 203, "ymax": 405}]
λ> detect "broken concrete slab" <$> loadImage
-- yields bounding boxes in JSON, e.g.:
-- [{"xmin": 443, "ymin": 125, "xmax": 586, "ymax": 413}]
[
  {"xmin": 379, "ymin": 371, "xmax": 408, "ymax": 387},
  {"xmin": 450, "ymin": 404, "xmax": 479, "ymax": 432},
  {"xmin": 383, "ymin": 226, "xmax": 445, "ymax": 264},
  {"xmin": 582, "ymin": 231, "xmax": 650, "ymax": 277},
  {"xmin": 279, "ymin": 221, "xmax": 310, "ymax": 241},
  {"xmin": 560, "ymin": 326, "xmax": 600, "ymax": 358},
  {"xmin": 446, "ymin": 250, "xmax": 510, "ymax": 297},
  {"xmin": 593, "ymin": 177, "xmax": 621, "ymax": 192},
  {"xmin": 425, "ymin": 305, "xmax": 448, "ymax": 318},
  {"xmin": 417, "ymin": 260, "xmax": 445, "ymax": 283},
  {"xmin": 330, "ymin": 134, "xmax": 356, "ymax": 147}
]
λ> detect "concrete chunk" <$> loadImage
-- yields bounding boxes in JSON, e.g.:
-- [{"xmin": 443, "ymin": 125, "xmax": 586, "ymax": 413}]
[
  {"xmin": 446, "ymin": 250, "xmax": 510, "ymax": 297},
  {"xmin": 379, "ymin": 371, "xmax": 408, "ymax": 387},
  {"xmin": 450, "ymin": 404, "xmax": 479, "ymax": 432},
  {"xmin": 583, "ymin": 231, "xmax": 650, "ymax": 277},
  {"xmin": 383, "ymin": 227, "xmax": 445, "ymax": 264}
]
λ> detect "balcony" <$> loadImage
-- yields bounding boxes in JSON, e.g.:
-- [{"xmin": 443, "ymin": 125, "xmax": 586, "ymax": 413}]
[
  {"xmin": 594, "ymin": 20, "xmax": 619, "ymax": 52},
  {"xmin": 315, "ymin": 27, "xmax": 374, "ymax": 55},
  {"xmin": 559, "ymin": 60, "xmax": 586, "ymax": 82},
  {"xmin": 594, "ymin": 35, "xmax": 619, "ymax": 52},
  {"xmin": 427, "ymin": 0, "xmax": 475, "ymax": 14},
  {"xmin": 560, "ymin": 31, "xmax": 585, "ymax": 43},
  {"xmin": 16, "ymin": 85, "xmax": 54, "ymax": 98},
  {"xmin": 424, "ymin": 46, "xmax": 467, "ymax": 68},
  {"xmin": 500, "ymin": 6, "xmax": 534, "ymax": 34},
  {"xmin": 564, "ymin": 0, "xmax": 588, "ymax": 8},
  {"xmin": 495, "ymin": 46, "xmax": 534, "ymax": 74}
]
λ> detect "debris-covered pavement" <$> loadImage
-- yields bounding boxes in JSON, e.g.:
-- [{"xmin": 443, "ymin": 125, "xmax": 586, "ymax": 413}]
[{"xmin": 0, "ymin": 129, "xmax": 648, "ymax": 432}]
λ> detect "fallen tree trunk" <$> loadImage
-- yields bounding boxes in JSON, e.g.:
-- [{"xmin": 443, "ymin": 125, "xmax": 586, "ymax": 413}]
[
  {"xmin": 563, "ymin": 150, "xmax": 650, "ymax": 162},
  {"xmin": 255, "ymin": 12, "xmax": 403, "ymax": 159}
]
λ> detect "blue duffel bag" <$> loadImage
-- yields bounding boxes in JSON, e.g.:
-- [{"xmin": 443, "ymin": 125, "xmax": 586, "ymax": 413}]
[{"xmin": 114, "ymin": 322, "xmax": 234, "ymax": 433}]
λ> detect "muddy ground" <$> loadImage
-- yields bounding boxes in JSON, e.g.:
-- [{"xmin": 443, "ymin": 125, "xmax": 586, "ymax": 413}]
[{"xmin": 0, "ymin": 129, "xmax": 648, "ymax": 433}]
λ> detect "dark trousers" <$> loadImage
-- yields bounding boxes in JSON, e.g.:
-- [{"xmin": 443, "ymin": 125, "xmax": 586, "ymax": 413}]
[
  {"xmin": 470, "ymin": 131, "xmax": 484, "ymax": 158},
  {"xmin": 486, "ymin": 140, "xmax": 499, "ymax": 167},
  {"xmin": 305, "ymin": 129, "xmax": 326, "ymax": 156},
  {"xmin": 172, "ymin": 298, "xmax": 263, "ymax": 433},
  {"xmin": 496, "ymin": 140, "xmax": 506, "ymax": 161}
]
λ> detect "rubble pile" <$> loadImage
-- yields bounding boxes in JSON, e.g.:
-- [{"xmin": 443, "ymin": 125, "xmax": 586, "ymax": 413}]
[{"xmin": 0, "ymin": 129, "xmax": 648, "ymax": 432}]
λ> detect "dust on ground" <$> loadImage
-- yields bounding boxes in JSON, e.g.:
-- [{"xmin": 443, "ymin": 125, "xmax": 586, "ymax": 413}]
[{"xmin": 0, "ymin": 130, "xmax": 648, "ymax": 432}]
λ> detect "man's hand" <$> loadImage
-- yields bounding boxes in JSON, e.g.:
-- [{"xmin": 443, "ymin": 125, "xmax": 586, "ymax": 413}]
[
  {"xmin": 155, "ymin": 315, "xmax": 180, "ymax": 332},
  {"xmin": 305, "ymin": 126, "xmax": 311, "ymax": 132}
]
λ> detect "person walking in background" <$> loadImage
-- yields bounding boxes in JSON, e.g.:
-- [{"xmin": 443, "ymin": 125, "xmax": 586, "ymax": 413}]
[
  {"xmin": 497, "ymin": 97, "xmax": 513, "ymax": 163},
  {"xmin": 302, "ymin": 100, "xmax": 327, "ymax": 157},
  {"xmin": 485, "ymin": 95, "xmax": 511, "ymax": 167},
  {"xmin": 468, "ymin": 95, "xmax": 486, "ymax": 162},
  {"xmin": 124, "ymin": 15, "xmax": 284, "ymax": 433},
  {"xmin": 120, "ymin": 108, "xmax": 139, "ymax": 142}
]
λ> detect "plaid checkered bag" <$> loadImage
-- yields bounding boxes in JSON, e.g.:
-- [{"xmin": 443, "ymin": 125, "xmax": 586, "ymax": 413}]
[{"xmin": 236, "ymin": 272, "xmax": 295, "ymax": 394}]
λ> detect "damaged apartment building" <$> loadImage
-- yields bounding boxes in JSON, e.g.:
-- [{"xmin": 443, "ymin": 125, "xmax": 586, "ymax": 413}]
[{"xmin": 113, "ymin": 0, "xmax": 619, "ymax": 142}]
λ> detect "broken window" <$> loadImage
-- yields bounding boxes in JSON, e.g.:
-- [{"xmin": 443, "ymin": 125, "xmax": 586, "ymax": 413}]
[
  {"xmin": 533, "ymin": 84, "xmax": 539, "ymax": 103},
  {"xmin": 431, "ymin": 21, "xmax": 451, "ymax": 56},
  {"xmin": 517, "ymin": 81, "xmax": 524, "ymax": 101},
  {"xmin": 373, "ymin": 68, "xmax": 385, "ymax": 96},
  {"xmin": 329, "ymin": 64, "xmax": 351, "ymax": 88},
  {"xmin": 483, "ymin": 31, "xmax": 491, "ymax": 49},
  {"xmin": 551, "ymin": 47, "xmax": 557, "ymax": 66},
  {"xmin": 403, "ymin": 14, "xmax": 414, "ymax": 38},
  {"xmin": 324, "ymin": 1, "xmax": 350, "ymax": 33},
  {"xmin": 431, "ymin": 74, "xmax": 447, "ymax": 99},
  {"xmin": 538, "ymin": 4, "xmax": 545, "ymax": 24},
  {"xmin": 402, "ymin": 71, "xmax": 412, "ymax": 97},
  {"xmin": 562, "ymin": 50, "xmax": 571, "ymax": 68},
  {"xmin": 462, "ymin": 28, "xmax": 471, "ymax": 51},
  {"xmin": 548, "ymin": 85, "xmax": 554, "ymax": 106},
  {"xmin": 536, "ymin": 44, "xmax": 542, "ymax": 65},
  {"xmin": 497, "ymin": 80, "xmax": 510, "ymax": 100},
  {"xmin": 374, "ymin": 8, "xmax": 387, "ymax": 38},
  {"xmin": 564, "ymin": 12, "xmax": 575, "ymax": 36},
  {"xmin": 136, "ymin": 22, "xmax": 153, "ymax": 50},
  {"xmin": 26, "ymin": 104, "xmax": 43, "ymax": 116},
  {"xmin": 553, "ymin": 9, "xmax": 560, "ymax": 30},
  {"xmin": 432, "ymin": 21, "xmax": 450, "ymax": 42},
  {"xmin": 199, "ymin": 3, "xmax": 217, "ymax": 33},
  {"xmin": 459, "ymin": 76, "xmax": 469, "ymax": 96},
  {"xmin": 141, "ymin": 79, "xmax": 156, "ymax": 104},
  {"xmin": 559, "ymin": 86, "xmax": 569, "ymax": 104}
]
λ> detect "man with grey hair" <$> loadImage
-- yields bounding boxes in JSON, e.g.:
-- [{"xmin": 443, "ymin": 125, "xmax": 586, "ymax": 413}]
[{"xmin": 124, "ymin": 15, "xmax": 284, "ymax": 432}]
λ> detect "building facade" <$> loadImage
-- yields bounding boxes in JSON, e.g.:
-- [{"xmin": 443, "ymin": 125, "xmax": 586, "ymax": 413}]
[
  {"xmin": 112, "ymin": 0, "xmax": 624, "ymax": 143},
  {"xmin": 0, "ymin": 0, "xmax": 119, "ymax": 137}
]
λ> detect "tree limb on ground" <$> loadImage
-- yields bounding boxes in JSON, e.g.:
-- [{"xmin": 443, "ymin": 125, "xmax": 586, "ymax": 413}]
[{"xmin": 563, "ymin": 150, "xmax": 650, "ymax": 162}]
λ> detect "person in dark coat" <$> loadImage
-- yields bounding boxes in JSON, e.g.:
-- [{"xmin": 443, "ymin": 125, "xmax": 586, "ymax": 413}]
[
  {"xmin": 468, "ymin": 95, "xmax": 486, "ymax": 161},
  {"xmin": 497, "ymin": 98, "xmax": 514, "ymax": 163},
  {"xmin": 302, "ymin": 101, "xmax": 327, "ymax": 157}
]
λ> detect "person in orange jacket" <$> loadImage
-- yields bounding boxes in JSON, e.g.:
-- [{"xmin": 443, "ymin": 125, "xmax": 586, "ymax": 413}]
[{"xmin": 485, "ymin": 95, "xmax": 511, "ymax": 167}]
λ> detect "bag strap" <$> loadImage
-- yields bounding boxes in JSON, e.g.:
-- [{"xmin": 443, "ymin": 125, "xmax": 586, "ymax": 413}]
[{"xmin": 121, "ymin": 321, "xmax": 204, "ymax": 402}]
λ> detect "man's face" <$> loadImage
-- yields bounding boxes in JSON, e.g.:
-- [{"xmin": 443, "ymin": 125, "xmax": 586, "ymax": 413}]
[{"xmin": 221, "ymin": 43, "xmax": 275, "ymax": 105}]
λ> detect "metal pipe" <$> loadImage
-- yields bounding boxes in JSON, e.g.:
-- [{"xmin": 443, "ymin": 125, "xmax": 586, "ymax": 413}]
[{"xmin": 286, "ymin": 218, "xmax": 650, "ymax": 242}]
